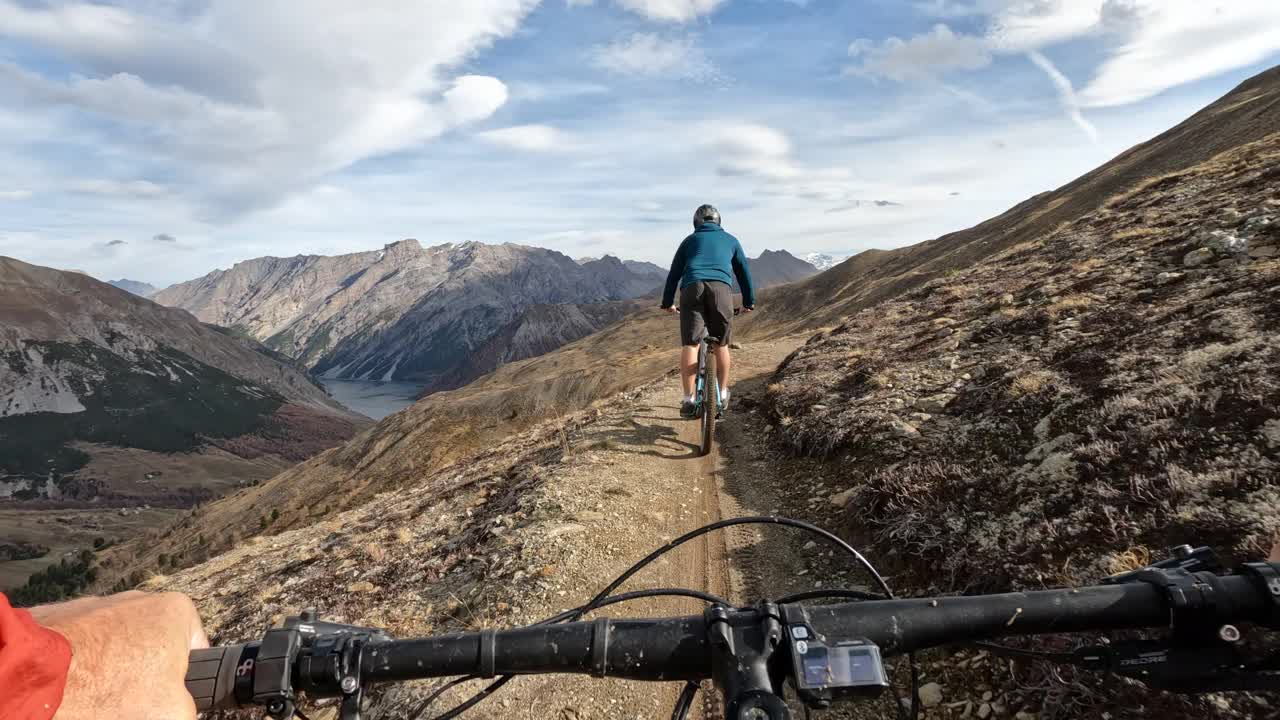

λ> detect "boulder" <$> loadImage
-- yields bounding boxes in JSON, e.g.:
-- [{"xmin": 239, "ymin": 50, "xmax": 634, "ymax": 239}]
[
  {"xmin": 1183, "ymin": 248, "xmax": 1216, "ymax": 267},
  {"xmin": 1197, "ymin": 229, "xmax": 1249, "ymax": 255}
]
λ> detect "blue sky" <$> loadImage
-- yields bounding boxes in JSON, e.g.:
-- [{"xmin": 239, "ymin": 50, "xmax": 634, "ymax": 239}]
[{"xmin": 1, "ymin": 0, "xmax": 1278, "ymax": 285}]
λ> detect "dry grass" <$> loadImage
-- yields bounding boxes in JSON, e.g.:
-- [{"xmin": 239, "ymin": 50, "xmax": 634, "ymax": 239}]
[
  {"xmin": 1104, "ymin": 547, "xmax": 1153, "ymax": 575},
  {"xmin": 1111, "ymin": 226, "xmax": 1161, "ymax": 242},
  {"xmin": 1072, "ymin": 257, "xmax": 1107, "ymax": 272},
  {"xmin": 1008, "ymin": 370, "xmax": 1059, "ymax": 398},
  {"xmin": 1045, "ymin": 294, "xmax": 1095, "ymax": 318}
]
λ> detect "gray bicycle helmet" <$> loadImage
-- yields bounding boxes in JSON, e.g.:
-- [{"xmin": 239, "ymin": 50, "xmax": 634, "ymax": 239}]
[{"xmin": 693, "ymin": 204, "xmax": 721, "ymax": 228}]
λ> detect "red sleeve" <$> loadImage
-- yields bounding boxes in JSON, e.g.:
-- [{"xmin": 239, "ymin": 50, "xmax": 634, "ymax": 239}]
[{"xmin": 0, "ymin": 593, "xmax": 72, "ymax": 720}]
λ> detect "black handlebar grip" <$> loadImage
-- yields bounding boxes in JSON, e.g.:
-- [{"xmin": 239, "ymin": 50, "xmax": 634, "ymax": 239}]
[{"xmin": 186, "ymin": 644, "xmax": 247, "ymax": 712}]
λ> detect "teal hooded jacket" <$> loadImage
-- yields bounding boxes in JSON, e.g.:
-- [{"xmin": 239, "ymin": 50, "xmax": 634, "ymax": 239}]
[{"xmin": 660, "ymin": 223, "xmax": 756, "ymax": 309}]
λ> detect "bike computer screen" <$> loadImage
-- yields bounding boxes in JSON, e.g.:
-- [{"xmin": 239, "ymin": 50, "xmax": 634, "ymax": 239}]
[
  {"xmin": 790, "ymin": 629, "xmax": 889, "ymax": 700},
  {"xmin": 800, "ymin": 644, "xmax": 885, "ymax": 686}
]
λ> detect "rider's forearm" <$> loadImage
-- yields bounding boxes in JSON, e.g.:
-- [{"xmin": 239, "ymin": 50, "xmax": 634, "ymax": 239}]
[
  {"xmin": 33, "ymin": 592, "xmax": 207, "ymax": 720},
  {"xmin": 0, "ymin": 593, "xmax": 73, "ymax": 720}
]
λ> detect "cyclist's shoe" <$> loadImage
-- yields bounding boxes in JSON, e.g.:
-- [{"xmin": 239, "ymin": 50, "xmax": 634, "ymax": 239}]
[
  {"xmin": 719, "ymin": 389, "xmax": 730, "ymax": 414},
  {"xmin": 680, "ymin": 399, "xmax": 697, "ymax": 419}
]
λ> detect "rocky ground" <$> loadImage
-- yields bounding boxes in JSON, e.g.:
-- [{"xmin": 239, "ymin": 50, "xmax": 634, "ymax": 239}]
[{"xmin": 762, "ymin": 134, "xmax": 1280, "ymax": 717}]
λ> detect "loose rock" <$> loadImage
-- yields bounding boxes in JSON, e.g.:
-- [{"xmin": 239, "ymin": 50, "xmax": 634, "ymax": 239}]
[
  {"xmin": 1184, "ymin": 247, "xmax": 1216, "ymax": 267},
  {"xmin": 918, "ymin": 682, "xmax": 944, "ymax": 708}
]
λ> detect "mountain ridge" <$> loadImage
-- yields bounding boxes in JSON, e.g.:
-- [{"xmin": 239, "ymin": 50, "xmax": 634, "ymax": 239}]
[
  {"xmin": 154, "ymin": 240, "xmax": 667, "ymax": 393},
  {"xmin": 106, "ymin": 279, "xmax": 158, "ymax": 297}
]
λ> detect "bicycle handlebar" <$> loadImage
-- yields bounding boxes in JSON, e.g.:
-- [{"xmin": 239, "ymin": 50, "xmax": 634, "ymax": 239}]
[{"xmin": 187, "ymin": 570, "xmax": 1280, "ymax": 713}]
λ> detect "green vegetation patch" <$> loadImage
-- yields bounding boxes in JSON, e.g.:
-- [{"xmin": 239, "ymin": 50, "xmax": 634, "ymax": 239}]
[
  {"xmin": 0, "ymin": 341, "xmax": 284, "ymax": 477},
  {"xmin": 6, "ymin": 549, "xmax": 95, "ymax": 606}
]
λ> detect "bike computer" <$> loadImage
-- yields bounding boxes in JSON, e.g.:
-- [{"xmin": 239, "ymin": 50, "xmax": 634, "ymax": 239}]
[{"xmin": 785, "ymin": 620, "xmax": 889, "ymax": 707}]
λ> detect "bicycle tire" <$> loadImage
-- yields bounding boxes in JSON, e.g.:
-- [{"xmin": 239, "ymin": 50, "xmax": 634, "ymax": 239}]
[{"xmin": 700, "ymin": 344, "xmax": 716, "ymax": 457}]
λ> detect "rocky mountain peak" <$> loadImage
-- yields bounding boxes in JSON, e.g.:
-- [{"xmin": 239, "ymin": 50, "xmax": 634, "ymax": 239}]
[{"xmin": 384, "ymin": 238, "xmax": 422, "ymax": 251}]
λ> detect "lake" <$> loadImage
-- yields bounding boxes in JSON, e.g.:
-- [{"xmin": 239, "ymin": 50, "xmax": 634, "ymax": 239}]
[{"xmin": 320, "ymin": 380, "xmax": 426, "ymax": 420}]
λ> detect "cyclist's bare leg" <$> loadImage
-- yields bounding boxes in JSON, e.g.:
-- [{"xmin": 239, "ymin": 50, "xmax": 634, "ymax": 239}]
[
  {"xmin": 681, "ymin": 345, "xmax": 698, "ymax": 397},
  {"xmin": 714, "ymin": 344, "xmax": 731, "ymax": 397}
]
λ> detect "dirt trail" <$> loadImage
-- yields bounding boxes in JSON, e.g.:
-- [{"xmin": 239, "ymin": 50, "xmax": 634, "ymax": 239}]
[{"xmin": 412, "ymin": 338, "xmax": 803, "ymax": 720}]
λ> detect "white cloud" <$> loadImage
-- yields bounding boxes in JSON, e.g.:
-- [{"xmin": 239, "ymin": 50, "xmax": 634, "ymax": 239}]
[
  {"xmin": 907, "ymin": 1, "xmax": 1280, "ymax": 108},
  {"xmin": 703, "ymin": 123, "xmax": 859, "ymax": 208},
  {"xmin": 709, "ymin": 124, "xmax": 799, "ymax": 180},
  {"xmin": 565, "ymin": 0, "xmax": 726, "ymax": 21},
  {"xmin": 846, "ymin": 24, "xmax": 992, "ymax": 82},
  {"xmin": 0, "ymin": 189, "xmax": 32, "ymax": 200},
  {"xmin": 0, "ymin": 0, "xmax": 538, "ymax": 218},
  {"xmin": 1027, "ymin": 51, "xmax": 1098, "ymax": 142},
  {"xmin": 1079, "ymin": 1, "xmax": 1280, "ymax": 107},
  {"xmin": 614, "ymin": 0, "xmax": 727, "ymax": 22},
  {"xmin": 593, "ymin": 33, "xmax": 723, "ymax": 82},
  {"xmin": 914, "ymin": 0, "xmax": 985, "ymax": 18},
  {"xmin": 477, "ymin": 124, "xmax": 574, "ymax": 152},
  {"xmin": 443, "ymin": 76, "xmax": 512, "ymax": 126},
  {"xmin": 509, "ymin": 80, "xmax": 610, "ymax": 103},
  {"xmin": 70, "ymin": 179, "xmax": 167, "ymax": 197},
  {"xmin": 986, "ymin": 0, "xmax": 1107, "ymax": 53}
]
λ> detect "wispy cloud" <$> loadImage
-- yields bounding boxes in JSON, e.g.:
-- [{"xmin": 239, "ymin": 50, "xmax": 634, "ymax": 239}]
[
  {"xmin": 593, "ymin": 33, "xmax": 724, "ymax": 83},
  {"xmin": 70, "ymin": 180, "xmax": 166, "ymax": 197},
  {"xmin": 571, "ymin": 0, "xmax": 727, "ymax": 22},
  {"xmin": 846, "ymin": 25, "xmax": 992, "ymax": 82},
  {"xmin": 0, "ymin": 189, "xmax": 32, "ymax": 200},
  {"xmin": 477, "ymin": 124, "xmax": 575, "ymax": 152},
  {"xmin": 1079, "ymin": 1, "xmax": 1280, "ymax": 107},
  {"xmin": 1027, "ymin": 51, "xmax": 1098, "ymax": 142}
]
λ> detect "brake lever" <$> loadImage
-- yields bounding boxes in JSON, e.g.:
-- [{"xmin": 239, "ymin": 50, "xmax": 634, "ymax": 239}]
[
  {"xmin": 1070, "ymin": 641, "xmax": 1280, "ymax": 693},
  {"xmin": 1102, "ymin": 545, "xmax": 1221, "ymax": 585}
]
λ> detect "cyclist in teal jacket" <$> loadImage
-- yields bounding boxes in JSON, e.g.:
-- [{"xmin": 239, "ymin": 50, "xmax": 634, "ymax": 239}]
[{"xmin": 660, "ymin": 205, "xmax": 756, "ymax": 418}]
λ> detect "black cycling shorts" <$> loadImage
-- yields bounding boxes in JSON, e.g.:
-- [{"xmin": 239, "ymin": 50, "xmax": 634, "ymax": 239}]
[{"xmin": 679, "ymin": 281, "xmax": 733, "ymax": 346}]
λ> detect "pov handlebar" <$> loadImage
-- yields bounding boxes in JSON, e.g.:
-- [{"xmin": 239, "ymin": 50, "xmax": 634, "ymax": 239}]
[{"xmin": 187, "ymin": 567, "xmax": 1280, "ymax": 716}]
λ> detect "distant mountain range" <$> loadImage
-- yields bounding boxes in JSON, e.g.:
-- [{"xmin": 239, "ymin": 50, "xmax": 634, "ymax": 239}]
[
  {"xmin": 803, "ymin": 253, "xmax": 850, "ymax": 272},
  {"xmin": 154, "ymin": 241, "xmax": 667, "ymax": 394},
  {"xmin": 107, "ymin": 279, "xmax": 158, "ymax": 297}
]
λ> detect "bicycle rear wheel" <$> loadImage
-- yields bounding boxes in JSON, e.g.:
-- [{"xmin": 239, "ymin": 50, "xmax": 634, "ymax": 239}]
[{"xmin": 700, "ymin": 345, "xmax": 716, "ymax": 457}]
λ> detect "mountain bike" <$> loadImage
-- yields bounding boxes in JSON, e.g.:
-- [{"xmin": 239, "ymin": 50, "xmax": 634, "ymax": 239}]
[
  {"xmin": 187, "ymin": 516, "xmax": 1280, "ymax": 720},
  {"xmin": 696, "ymin": 333, "xmax": 723, "ymax": 457},
  {"xmin": 692, "ymin": 306, "xmax": 740, "ymax": 457}
]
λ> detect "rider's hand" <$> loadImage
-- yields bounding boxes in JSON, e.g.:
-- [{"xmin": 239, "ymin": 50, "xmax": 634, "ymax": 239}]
[
  {"xmin": 662, "ymin": 306, "xmax": 678, "ymax": 314},
  {"xmin": 32, "ymin": 591, "xmax": 208, "ymax": 720}
]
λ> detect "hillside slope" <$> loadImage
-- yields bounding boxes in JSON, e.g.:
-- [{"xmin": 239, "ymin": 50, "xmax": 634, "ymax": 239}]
[
  {"xmin": 154, "ymin": 240, "xmax": 667, "ymax": 393},
  {"xmin": 0, "ymin": 258, "xmax": 365, "ymax": 588},
  {"xmin": 765, "ymin": 132, "xmax": 1280, "ymax": 591}
]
